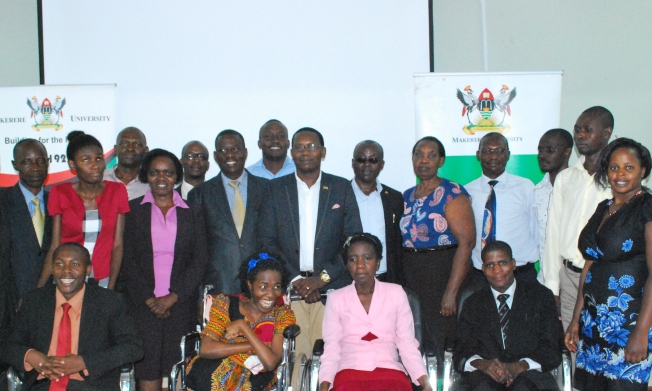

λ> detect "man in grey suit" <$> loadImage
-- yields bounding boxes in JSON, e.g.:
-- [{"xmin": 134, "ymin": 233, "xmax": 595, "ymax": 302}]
[
  {"xmin": 188, "ymin": 129, "xmax": 270, "ymax": 294},
  {"xmin": 0, "ymin": 139, "xmax": 53, "ymax": 308},
  {"xmin": 259, "ymin": 127, "xmax": 362, "ymax": 387}
]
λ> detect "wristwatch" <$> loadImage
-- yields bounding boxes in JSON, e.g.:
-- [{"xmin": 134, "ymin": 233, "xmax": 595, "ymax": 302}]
[{"xmin": 319, "ymin": 270, "xmax": 331, "ymax": 283}]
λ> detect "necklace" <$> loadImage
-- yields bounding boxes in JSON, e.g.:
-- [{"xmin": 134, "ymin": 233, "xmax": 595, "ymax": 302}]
[{"xmin": 607, "ymin": 190, "xmax": 643, "ymax": 215}]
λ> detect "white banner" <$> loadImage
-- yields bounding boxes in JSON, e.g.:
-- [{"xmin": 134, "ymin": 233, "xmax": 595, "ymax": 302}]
[
  {"xmin": 414, "ymin": 72, "xmax": 562, "ymax": 156},
  {"xmin": 0, "ymin": 85, "xmax": 116, "ymax": 186}
]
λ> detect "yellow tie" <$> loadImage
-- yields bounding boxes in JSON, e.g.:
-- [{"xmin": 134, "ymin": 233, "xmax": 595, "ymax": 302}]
[
  {"xmin": 229, "ymin": 181, "xmax": 246, "ymax": 237},
  {"xmin": 32, "ymin": 197, "xmax": 45, "ymax": 246}
]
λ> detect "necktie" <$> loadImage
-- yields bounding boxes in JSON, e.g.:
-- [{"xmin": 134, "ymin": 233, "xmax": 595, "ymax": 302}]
[
  {"xmin": 481, "ymin": 180, "xmax": 498, "ymax": 249},
  {"xmin": 497, "ymin": 294, "xmax": 510, "ymax": 348},
  {"xmin": 32, "ymin": 197, "xmax": 45, "ymax": 246},
  {"xmin": 229, "ymin": 180, "xmax": 246, "ymax": 237},
  {"xmin": 50, "ymin": 303, "xmax": 72, "ymax": 391}
]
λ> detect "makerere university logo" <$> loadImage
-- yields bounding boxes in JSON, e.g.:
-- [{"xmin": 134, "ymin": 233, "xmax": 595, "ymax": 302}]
[
  {"xmin": 456, "ymin": 85, "xmax": 517, "ymax": 135},
  {"xmin": 26, "ymin": 96, "xmax": 67, "ymax": 131}
]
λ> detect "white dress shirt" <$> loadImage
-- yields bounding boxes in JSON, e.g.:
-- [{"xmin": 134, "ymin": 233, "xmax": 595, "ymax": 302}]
[
  {"xmin": 297, "ymin": 171, "xmax": 321, "ymax": 272},
  {"xmin": 464, "ymin": 280, "xmax": 541, "ymax": 372},
  {"xmin": 179, "ymin": 180, "xmax": 194, "ymax": 200},
  {"xmin": 541, "ymin": 157, "xmax": 611, "ymax": 294},
  {"xmin": 534, "ymin": 173, "xmax": 553, "ymax": 263},
  {"xmin": 466, "ymin": 172, "xmax": 538, "ymax": 269},
  {"xmin": 351, "ymin": 179, "xmax": 387, "ymax": 274}
]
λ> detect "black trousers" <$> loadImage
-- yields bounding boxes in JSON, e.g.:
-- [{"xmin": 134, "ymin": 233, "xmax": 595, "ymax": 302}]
[{"xmin": 455, "ymin": 369, "xmax": 559, "ymax": 391}]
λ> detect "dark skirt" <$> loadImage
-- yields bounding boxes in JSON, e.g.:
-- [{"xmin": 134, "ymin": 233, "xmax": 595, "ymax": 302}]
[{"xmin": 402, "ymin": 245, "xmax": 458, "ymax": 359}]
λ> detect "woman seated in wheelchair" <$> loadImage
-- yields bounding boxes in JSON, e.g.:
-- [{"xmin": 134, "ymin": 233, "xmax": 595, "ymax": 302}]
[
  {"xmin": 319, "ymin": 233, "xmax": 432, "ymax": 391},
  {"xmin": 186, "ymin": 253, "xmax": 296, "ymax": 391}
]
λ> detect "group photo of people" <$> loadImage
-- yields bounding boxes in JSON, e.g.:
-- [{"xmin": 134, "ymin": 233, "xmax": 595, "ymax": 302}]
[{"xmin": 1, "ymin": 104, "xmax": 651, "ymax": 391}]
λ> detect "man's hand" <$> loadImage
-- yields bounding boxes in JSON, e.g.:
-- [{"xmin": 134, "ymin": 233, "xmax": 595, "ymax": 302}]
[
  {"xmin": 502, "ymin": 361, "xmax": 528, "ymax": 387},
  {"xmin": 471, "ymin": 358, "xmax": 508, "ymax": 383},
  {"xmin": 25, "ymin": 350, "xmax": 59, "ymax": 380},
  {"xmin": 293, "ymin": 276, "xmax": 326, "ymax": 303},
  {"xmin": 46, "ymin": 354, "xmax": 87, "ymax": 378}
]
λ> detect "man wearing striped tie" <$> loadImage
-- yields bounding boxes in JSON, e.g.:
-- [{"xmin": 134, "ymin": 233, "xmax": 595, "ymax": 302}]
[{"xmin": 454, "ymin": 241, "xmax": 562, "ymax": 391}]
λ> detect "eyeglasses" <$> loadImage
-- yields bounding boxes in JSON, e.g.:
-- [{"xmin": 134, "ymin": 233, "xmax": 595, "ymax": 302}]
[
  {"xmin": 354, "ymin": 157, "xmax": 380, "ymax": 164},
  {"xmin": 183, "ymin": 153, "xmax": 209, "ymax": 161},
  {"xmin": 292, "ymin": 143, "xmax": 322, "ymax": 152},
  {"xmin": 480, "ymin": 148, "xmax": 508, "ymax": 156}
]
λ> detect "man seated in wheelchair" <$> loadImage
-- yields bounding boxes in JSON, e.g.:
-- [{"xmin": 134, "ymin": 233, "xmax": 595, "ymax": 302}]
[
  {"xmin": 454, "ymin": 241, "xmax": 562, "ymax": 391},
  {"xmin": 185, "ymin": 253, "xmax": 296, "ymax": 391},
  {"xmin": 318, "ymin": 233, "xmax": 432, "ymax": 391},
  {"xmin": 3, "ymin": 243, "xmax": 144, "ymax": 391}
]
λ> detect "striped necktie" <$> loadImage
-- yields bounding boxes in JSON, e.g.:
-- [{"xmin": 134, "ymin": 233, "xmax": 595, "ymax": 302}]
[
  {"xmin": 481, "ymin": 180, "xmax": 498, "ymax": 249},
  {"xmin": 498, "ymin": 293, "xmax": 510, "ymax": 348}
]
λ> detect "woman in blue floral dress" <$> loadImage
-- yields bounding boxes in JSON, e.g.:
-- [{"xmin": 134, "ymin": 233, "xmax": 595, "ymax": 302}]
[{"xmin": 566, "ymin": 138, "xmax": 652, "ymax": 390}]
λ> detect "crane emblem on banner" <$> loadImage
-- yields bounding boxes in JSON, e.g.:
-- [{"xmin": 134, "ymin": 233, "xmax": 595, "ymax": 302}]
[
  {"xmin": 26, "ymin": 96, "xmax": 66, "ymax": 131},
  {"xmin": 456, "ymin": 85, "xmax": 517, "ymax": 134}
]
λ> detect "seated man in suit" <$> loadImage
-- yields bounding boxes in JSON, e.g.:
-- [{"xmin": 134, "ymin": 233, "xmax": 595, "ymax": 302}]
[
  {"xmin": 3, "ymin": 242, "xmax": 143, "ymax": 391},
  {"xmin": 454, "ymin": 241, "xmax": 561, "ymax": 391}
]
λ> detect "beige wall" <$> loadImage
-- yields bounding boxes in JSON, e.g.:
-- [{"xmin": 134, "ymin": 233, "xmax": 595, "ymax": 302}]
[
  {"xmin": 434, "ymin": 0, "xmax": 652, "ymax": 149},
  {"xmin": 4, "ymin": 1, "xmax": 652, "ymax": 148}
]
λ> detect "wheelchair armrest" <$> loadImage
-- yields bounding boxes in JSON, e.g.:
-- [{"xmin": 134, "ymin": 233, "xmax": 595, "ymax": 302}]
[
  {"xmin": 120, "ymin": 363, "xmax": 132, "ymax": 373},
  {"xmin": 312, "ymin": 339, "xmax": 325, "ymax": 357},
  {"xmin": 283, "ymin": 324, "xmax": 301, "ymax": 339}
]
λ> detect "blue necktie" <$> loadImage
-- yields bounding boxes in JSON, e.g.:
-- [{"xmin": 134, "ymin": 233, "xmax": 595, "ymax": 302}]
[{"xmin": 482, "ymin": 180, "xmax": 498, "ymax": 249}]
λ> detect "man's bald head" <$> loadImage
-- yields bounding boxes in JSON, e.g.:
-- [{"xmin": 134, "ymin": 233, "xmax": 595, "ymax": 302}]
[
  {"xmin": 116, "ymin": 126, "xmax": 147, "ymax": 146},
  {"xmin": 353, "ymin": 140, "xmax": 384, "ymax": 161},
  {"xmin": 13, "ymin": 138, "xmax": 47, "ymax": 159}
]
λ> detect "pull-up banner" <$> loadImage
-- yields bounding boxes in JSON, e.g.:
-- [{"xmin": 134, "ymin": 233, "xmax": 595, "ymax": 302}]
[
  {"xmin": 0, "ymin": 85, "xmax": 116, "ymax": 187},
  {"xmin": 414, "ymin": 72, "xmax": 563, "ymax": 185}
]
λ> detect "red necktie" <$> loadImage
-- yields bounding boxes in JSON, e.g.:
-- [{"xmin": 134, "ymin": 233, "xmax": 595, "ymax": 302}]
[{"xmin": 50, "ymin": 303, "xmax": 72, "ymax": 391}]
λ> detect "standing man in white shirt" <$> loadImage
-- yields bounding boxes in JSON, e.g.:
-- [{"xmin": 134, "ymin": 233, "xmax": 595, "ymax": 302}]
[
  {"xmin": 534, "ymin": 129, "xmax": 573, "ymax": 267},
  {"xmin": 466, "ymin": 133, "xmax": 538, "ymax": 288},
  {"xmin": 103, "ymin": 126, "xmax": 150, "ymax": 200},
  {"xmin": 350, "ymin": 140, "xmax": 404, "ymax": 284},
  {"xmin": 177, "ymin": 140, "xmax": 210, "ymax": 199},
  {"xmin": 542, "ymin": 107, "xmax": 613, "ymax": 331},
  {"xmin": 247, "ymin": 119, "xmax": 296, "ymax": 179}
]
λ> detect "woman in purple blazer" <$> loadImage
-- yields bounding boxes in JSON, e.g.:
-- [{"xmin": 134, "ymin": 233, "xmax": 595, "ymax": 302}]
[{"xmin": 318, "ymin": 233, "xmax": 432, "ymax": 391}]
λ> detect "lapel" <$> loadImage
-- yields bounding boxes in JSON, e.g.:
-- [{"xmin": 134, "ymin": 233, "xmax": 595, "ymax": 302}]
[
  {"xmin": 315, "ymin": 173, "xmax": 332, "ymax": 241},
  {"xmin": 39, "ymin": 285, "xmax": 57, "ymax": 350},
  {"xmin": 346, "ymin": 283, "xmax": 370, "ymax": 323},
  {"xmin": 171, "ymin": 206, "xmax": 191, "ymax": 278},
  {"xmin": 480, "ymin": 289, "xmax": 504, "ymax": 350},
  {"xmin": 10, "ymin": 184, "xmax": 41, "ymax": 247},
  {"xmin": 138, "ymin": 203, "xmax": 155, "ymax": 281},
  {"xmin": 242, "ymin": 170, "xmax": 256, "ymax": 234},
  {"xmin": 213, "ymin": 173, "xmax": 239, "ymax": 237},
  {"xmin": 43, "ymin": 190, "xmax": 53, "ymax": 250},
  {"xmin": 506, "ymin": 282, "xmax": 527, "ymax": 349},
  {"xmin": 283, "ymin": 175, "xmax": 300, "ymax": 249},
  {"xmin": 366, "ymin": 280, "xmax": 384, "ymax": 321},
  {"xmin": 379, "ymin": 186, "xmax": 394, "ymax": 228},
  {"xmin": 78, "ymin": 284, "xmax": 94, "ymax": 354}
]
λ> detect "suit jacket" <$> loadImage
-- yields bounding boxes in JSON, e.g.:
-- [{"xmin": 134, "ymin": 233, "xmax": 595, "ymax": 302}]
[
  {"xmin": 259, "ymin": 172, "xmax": 362, "ymax": 290},
  {"xmin": 3, "ymin": 284, "xmax": 143, "ymax": 391},
  {"xmin": 454, "ymin": 281, "xmax": 562, "ymax": 373},
  {"xmin": 379, "ymin": 184, "xmax": 405, "ymax": 285},
  {"xmin": 121, "ymin": 197, "xmax": 209, "ymax": 317},
  {"xmin": 0, "ymin": 184, "xmax": 53, "ymax": 301},
  {"xmin": 187, "ymin": 170, "xmax": 270, "ymax": 294},
  {"xmin": 319, "ymin": 281, "xmax": 426, "ymax": 384}
]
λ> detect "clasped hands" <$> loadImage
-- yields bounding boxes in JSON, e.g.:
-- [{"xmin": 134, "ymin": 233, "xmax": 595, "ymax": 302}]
[
  {"xmin": 293, "ymin": 276, "xmax": 326, "ymax": 304},
  {"xmin": 25, "ymin": 350, "xmax": 86, "ymax": 381},
  {"xmin": 146, "ymin": 292, "xmax": 179, "ymax": 319},
  {"xmin": 472, "ymin": 358, "xmax": 528, "ymax": 387}
]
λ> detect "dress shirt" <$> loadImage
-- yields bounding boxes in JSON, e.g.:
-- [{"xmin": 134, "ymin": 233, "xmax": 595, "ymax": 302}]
[
  {"xmin": 542, "ymin": 157, "xmax": 611, "ymax": 294},
  {"xmin": 463, "ymin": 280, "xmax": 541, "ymax": 372},
  {"xmin": 24, "ymin": 285, "xmax": 87, "ymax": 380},
  {"xmin": 179, "ymin": 180, "xmax": 194, "ymax": 200},
  {"xmin": 220, "ymin": 171, "xmax": 248, "ymax": 210},
  {"xmin": 534, "ymin": 173, "xmax": 553, "ymax": 263},
  {"xmin": 351, "ymin": 179, "xmax": 387, "ymax": 274},
  {"xmin": 319, "ymin": 281, "xmax": 427, "ymax": 385},
  {"xmin": 103, "ymin": 166, "xmax": 150, "ymax": 200},
  {"xmin": 297, "ymin": 171, "xmax": 321, "ymax": 272},
  {"xmin": 247, "ymin": 156, "xmax": 296, "ymax": 179},
  {"xmin": 18, "ymin": 181, "xmax": 45, "ymax": 217},
  {"xmin": 466, "ymin": 172, "xmax": 538, "ymax": 269},
  {"xmin": 141, "ymin": 190, "xmax": 189, "ymax": 297}
]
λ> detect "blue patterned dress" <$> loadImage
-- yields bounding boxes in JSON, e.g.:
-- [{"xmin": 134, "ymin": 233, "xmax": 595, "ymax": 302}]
[{"xmin": 576, "ymin": 192, "xmax": 652, "ymax": 390}]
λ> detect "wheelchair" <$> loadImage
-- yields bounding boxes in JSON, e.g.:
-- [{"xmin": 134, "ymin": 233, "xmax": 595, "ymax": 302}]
[
  {"xmin": 294, "ymin": 287, "xmax": 439, "ymax": 391},
  {"xmin": 169, "ymin": 285, "xmax": 301, "ymax": 391},
  {"xmin": 6, "ymin": 364, "xmax": 135, "ymax": 391}
]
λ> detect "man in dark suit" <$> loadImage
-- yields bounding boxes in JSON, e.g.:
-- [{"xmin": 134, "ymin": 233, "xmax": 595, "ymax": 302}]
[
  {"xmin": 0, "ymin": 139, "xmax": 53, "ymax": 308},
  {"xmin": 259, "ymin": 127, "xmax": 362, "ymax": 387},
  {"xmin": 188, "ymin": 129, "xmax": 270, "ymax": 294},
  {"xmin": 177, "ymin": 140, "xmax": 210, "ymax": 200},
  {"xmin": 3, "ymin": 242, "xmax": 143, "ymax": 391},
  {"xmin": 350, "ymin": 140, "xmax": 404, "ymax": 284},
  {"xmin": 454, "ymin": 241, "xmax": 561, "ymax": 391}
]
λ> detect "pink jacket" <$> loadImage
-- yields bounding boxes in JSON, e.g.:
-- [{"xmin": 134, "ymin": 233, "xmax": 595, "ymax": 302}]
[{"xmin": 319, "ymin": 280, "xmax": 427, "ymax": 385}]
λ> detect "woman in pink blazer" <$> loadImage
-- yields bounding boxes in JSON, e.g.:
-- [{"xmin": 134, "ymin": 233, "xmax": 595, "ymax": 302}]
[{"xmin": 319, "ymin": 233, "xmax": 432, "ymax": 391}]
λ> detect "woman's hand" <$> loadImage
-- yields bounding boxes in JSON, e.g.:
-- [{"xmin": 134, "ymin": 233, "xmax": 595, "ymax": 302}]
[
  {"xmin": 564, "ymin": 320, "xmax": 580, "ymax": 353},
  {"xmin": 146, "ymin": 293, "xmax": 178, "ymax": 317},
  {"xmin": 625, "ymin": 329, "xmax": 649, "ymax": 363},
  {"xmin": 318, "ymin": 382, "xmax": 331, "ymax": 391},
  {"xmin": 417, "ymin": 375, "xmax": 432, "ymax": 391},
  {"xmin": 224, "ymin": 319, "xmax": 249, "ymax": 340},
  {"xmin": 440, "ymin": 289, "xmax": 458, "ymax": 317}
]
